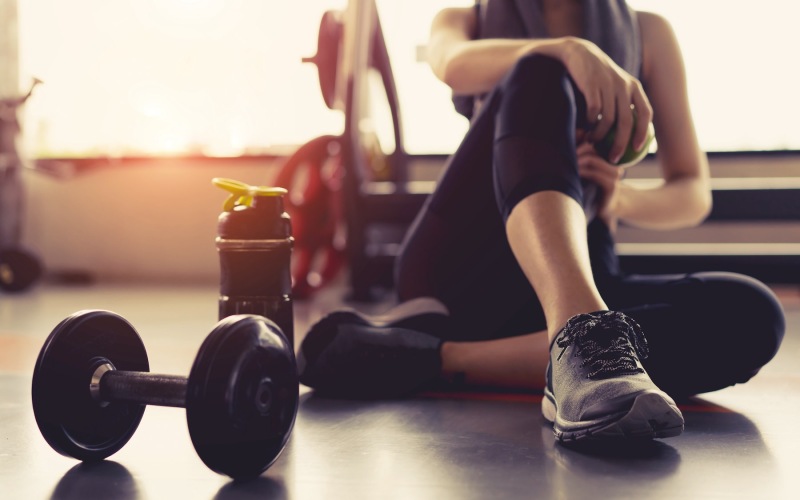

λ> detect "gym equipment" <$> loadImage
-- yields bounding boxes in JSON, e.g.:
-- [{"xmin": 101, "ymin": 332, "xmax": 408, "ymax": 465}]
[
  {"xmin": 0, "ymin": 78, "xmax": 43, "ymax": 293},
  {"xmin": 302, "ymin": 10, "xmax": 343, "ymax": 110},
  {"xmin": 32, "ymin": 310, "xmax": 299, "ymax": 480},
  {"xmin": 0, "ymin": 247, "xmax": 42, "ymax": 291},
  {"xmin": 273, "ymin": 135, "xmax": 346, "ymax": 299},
  {"xmin": 214, "ymin": 178, "xmax": 295, "ymax": 345},
  {"xmin": 302, "ymin": 0, "xmax": 427, "ymax": 300}
]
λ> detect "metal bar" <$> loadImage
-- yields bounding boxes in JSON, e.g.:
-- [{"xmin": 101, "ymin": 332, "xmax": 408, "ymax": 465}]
[{"xmin": 99, "ymin": 370, "xmax": 187, "ymax": 408}]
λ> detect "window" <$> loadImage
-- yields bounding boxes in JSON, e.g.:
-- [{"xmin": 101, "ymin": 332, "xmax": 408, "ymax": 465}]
[
  {"xmin": 627, "ymin": 0, "xmax": 800, "ymax": 152},
  {"xmin": 16, "ymin": 0, "xmax": 800, "ymax": 158},
  {"xmin": 18, "ymin": 0, "xmax": 346, "ymax": 157}
]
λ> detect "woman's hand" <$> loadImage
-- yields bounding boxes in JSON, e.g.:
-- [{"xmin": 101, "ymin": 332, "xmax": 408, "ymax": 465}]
[
  {"xmin": 557, "ymin": 37, "xmax": 653, "ymax": 164},
  {"xmin": 576, "ymin": 141, "xmax": 625, "ymax": 226}
]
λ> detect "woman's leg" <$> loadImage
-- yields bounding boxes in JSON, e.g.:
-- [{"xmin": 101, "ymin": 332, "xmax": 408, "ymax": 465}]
[
  {"xmin": 400, "ymin": 55, "xmax": 686, "ymax": 441},
  {"xmin": 441, "ymin": 331, "xmax": 549, "ymax": 389},
  {"xmin": 492, "ymin": 54, "xmax": 612, "ymax": 339},
  {"xmin": 393, "ymin": 96, "xmax": 547, "ymax": 342},
  {"xmin": 505, "ymin": 192, "xmax": 606, "ymax": 338},
  {"xmin": 440, "ymin": 216, "xmax": 621, "ymax": 389},
  {"xmin": 609, "ymin": 271, "xmax": 785, "ymax": 398},
  {"xmin": 396, "ymin": 55, "xmax": 600, "ymax": 342},
  {"xmin": 301, "ymin": 56, "xmax": 666, "ymax": 441},
  {"xmin": 441, "ymin": 270, "xmax": 786, "ymax": 398}
]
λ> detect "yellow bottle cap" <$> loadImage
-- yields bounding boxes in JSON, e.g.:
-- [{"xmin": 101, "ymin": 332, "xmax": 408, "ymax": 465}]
[{"xmin": 212, "ymin": 177, "xmax": 288, "ymax": 212}]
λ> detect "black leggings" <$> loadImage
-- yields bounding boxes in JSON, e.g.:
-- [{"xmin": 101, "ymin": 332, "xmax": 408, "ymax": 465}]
[{"xmin": 395, "ymin": 54, "xmax": 785, "ymax": 398}]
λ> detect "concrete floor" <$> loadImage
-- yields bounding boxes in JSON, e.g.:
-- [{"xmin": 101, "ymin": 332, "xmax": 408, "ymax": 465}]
[{"xmin": 1, "ymin": 281, "xmax": 799, "ymax": 499}]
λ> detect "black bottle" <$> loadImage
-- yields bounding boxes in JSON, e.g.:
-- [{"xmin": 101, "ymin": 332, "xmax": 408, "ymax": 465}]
[{"xmin": 214, "ymin": 178, "xmax": 294, "ymax": 347}]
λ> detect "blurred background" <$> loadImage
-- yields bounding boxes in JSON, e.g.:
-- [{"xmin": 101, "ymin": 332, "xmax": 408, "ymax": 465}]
[{"xmin": 2, "ymin": 0, "xmax": 799, "ymax": 287}]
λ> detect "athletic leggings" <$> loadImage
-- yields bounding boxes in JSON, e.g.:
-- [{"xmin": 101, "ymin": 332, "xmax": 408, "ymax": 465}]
[{"xmin": 395, "ymin": 54, "xmax": 785, "ymax": 398}]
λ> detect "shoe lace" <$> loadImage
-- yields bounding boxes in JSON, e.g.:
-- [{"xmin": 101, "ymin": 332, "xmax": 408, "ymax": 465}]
[{"xmin": 556, "ymin": 311, "xmax": 649, "ymax": 379}]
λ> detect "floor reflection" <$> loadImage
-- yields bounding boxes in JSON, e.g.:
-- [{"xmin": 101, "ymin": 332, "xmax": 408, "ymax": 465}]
[
  {"xmin": 293, "ymin": 391, "xmax": 779, "ymax": 498},
  {"xmin": 50, "ymin": 461, "xmax": 139, "ymax": 500},
  {"xmin": 214, "ymin": 476, "xmax": 288, "ymax": 500}
]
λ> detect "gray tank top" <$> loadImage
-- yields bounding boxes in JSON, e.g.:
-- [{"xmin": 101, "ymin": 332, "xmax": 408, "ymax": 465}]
[{"xmin": 454, "ymin": 0, "xmax": 642, "ymax": 118}]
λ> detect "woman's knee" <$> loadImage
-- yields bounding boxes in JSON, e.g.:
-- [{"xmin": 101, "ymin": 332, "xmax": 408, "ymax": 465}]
[
  {"xmin": 492, "ymin": 54, "xmax": 586, "ymax": 218},
  {"xmin": 503, "ymin": 53, "xmax": 571, "ymax": 95},
  {"xmin": 496, "ymin": 54, "xmax": 579, "ymax": 137},
  {"xmin": 691, "ymin": 271, "xmax": 785, "ymax": 371}
]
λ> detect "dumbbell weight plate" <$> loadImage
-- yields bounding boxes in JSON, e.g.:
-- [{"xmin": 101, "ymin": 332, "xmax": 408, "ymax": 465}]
[
  {"xmin": 186, "ymin": 315, "xmax": 298, "ymax": 480},
  {"xmin": 0, "ymin": 248, "xmax": 43, "ymax": 292},
  {"xmin": 32, "ymin": 310, "xmax": 149, "ymax": 461}
]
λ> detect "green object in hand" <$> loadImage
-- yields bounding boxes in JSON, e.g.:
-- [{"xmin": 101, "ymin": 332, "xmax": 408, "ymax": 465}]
[{"xmin": 596, "ymin": 111, "xmax": 655, "ymax": 168}]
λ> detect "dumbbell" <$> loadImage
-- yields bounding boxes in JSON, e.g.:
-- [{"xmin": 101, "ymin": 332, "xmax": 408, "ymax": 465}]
[{"xmin": 32, "ymin": 310, "xmax": 299, "ymax": 480}]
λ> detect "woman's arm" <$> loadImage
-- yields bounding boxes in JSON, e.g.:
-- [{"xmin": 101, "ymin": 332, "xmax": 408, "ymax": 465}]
[
  {"xmin": 611, "ymin": 11, "xmax": 712, "ymax": 230},
  {"xmin": 427, "ymin": 7, "xmax": 564, "ymax": 95},
  {"xmin": 428, "ymin": 6, "xmax": 653, "ymax": 163}
]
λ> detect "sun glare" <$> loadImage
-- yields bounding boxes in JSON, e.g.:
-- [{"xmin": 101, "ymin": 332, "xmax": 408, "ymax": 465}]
[{"xmin": 13, "ymin": 0, "xmax": 800, "ymax": 157}]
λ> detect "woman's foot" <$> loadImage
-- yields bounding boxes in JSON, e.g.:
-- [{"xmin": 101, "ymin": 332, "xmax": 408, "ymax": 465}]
[
  {"xmin": 542, "ymin": 311, "xmax": 684, "ymax": 441},
  {"xmin": 297, "ymin": 298, "xmax": 449, "ymax": 398}
]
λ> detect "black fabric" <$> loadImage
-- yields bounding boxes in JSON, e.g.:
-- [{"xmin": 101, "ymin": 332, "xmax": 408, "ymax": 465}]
[
  {"xmin": 430, "ymin": 54, "xmax": 591, "ymax": 226},
  {"xmin": 608, "ymin": 272, "xmax": 785, "ymax": 398},
  {"xmin": 492, "ymin": 55, "xmax": 587, "ymax": 219}
]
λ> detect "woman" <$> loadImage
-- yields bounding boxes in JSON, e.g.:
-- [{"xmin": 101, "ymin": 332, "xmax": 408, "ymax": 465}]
[{"xmin": 297, "ymin": 0, "xmax": 785, "ymax": 443}]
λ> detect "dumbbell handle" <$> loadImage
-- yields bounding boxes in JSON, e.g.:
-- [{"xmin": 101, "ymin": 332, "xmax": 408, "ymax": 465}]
[{"xmin": 92, "ymin": 364, "xmax": 187, "ymax": 408}]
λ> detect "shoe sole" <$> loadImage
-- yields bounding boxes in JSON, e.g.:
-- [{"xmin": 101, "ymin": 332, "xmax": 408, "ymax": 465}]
[
  {"xmin": 301, "ymin": 298, "xmax": 449, "ymax": 346},
  {"xmin": 542, "ymin": 390, "xmax": 684, "ymax": 442},
  {"xmin": 345, "ymin": 297, "xmax": 449, "ymax": 326}
]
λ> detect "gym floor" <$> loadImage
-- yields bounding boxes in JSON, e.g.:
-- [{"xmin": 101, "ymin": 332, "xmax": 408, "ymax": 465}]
[{"xmin": 1, "ymin": 280, "xmax": 799, "ymax": 499}]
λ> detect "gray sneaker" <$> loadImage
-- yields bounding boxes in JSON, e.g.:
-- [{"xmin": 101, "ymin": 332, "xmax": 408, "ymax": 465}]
[{"xmin": 542, "ymin": 311, "xmax": 684, "ymax": 441}]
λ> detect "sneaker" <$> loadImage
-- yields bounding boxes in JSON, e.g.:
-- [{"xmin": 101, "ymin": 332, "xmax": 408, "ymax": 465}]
[
  {"xmin": 297, "ymin": 297, "xmax": 448, "ymax": 398},
  {"xmin": 542, "ymin": 311, "xmax": 684, "ymax": 441}
]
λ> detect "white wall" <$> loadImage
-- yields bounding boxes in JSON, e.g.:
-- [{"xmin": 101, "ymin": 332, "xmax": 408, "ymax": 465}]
[{"xmin": 20, "ymin": 157, "xmax": 282, "ymax": 283}]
